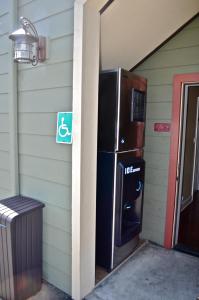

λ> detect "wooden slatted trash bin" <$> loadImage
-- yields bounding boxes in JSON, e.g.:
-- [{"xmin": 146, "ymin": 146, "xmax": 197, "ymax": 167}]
[{"xmin": 0, "ymin": 196, "xmax": 45, "ymax": 300}]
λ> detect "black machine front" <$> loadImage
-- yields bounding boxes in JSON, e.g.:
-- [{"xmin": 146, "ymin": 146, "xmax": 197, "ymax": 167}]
[
  {"xmin": 115, "ymin": 155, "xmax": 145, "ymax": 247},
  {"xmin": 98, "ymin": 68, "xmax": 146, "ymax": 152},
  {"xmin": 96, "ymin": 68, "xmax": 147, "ymax": 271}
]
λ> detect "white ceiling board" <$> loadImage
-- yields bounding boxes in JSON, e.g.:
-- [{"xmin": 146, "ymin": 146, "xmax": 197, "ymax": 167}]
[{"xmin": 100, "ymin": 0, "xmax": 199, "ymax": 70}]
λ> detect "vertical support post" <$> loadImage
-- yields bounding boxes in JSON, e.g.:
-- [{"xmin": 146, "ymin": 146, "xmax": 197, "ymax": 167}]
[
  {"xmin": 72, "ymin": 1, "xmax": 109, "ymax": 299},
  {"xmin": 72, "ymin": 1, "xmax": 84, "ymax": 299},
  {"xmin": 8, "ymin": 0, "xmax": 19, "ymax": 195}
]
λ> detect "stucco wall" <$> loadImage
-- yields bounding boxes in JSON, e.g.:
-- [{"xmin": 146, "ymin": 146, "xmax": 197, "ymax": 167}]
[
  {"xmin": 134, "ymin": 16, "xmax": 199, "ymax": 245},
  {"xmin": 0, "ymin": 0, "xmax": 74, "ymax": 295}
]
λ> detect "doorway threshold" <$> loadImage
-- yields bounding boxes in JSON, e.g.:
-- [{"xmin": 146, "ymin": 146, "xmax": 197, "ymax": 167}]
[{"xmin": 174, "ymin": 244, "xmax": 199, "ymax": 258}]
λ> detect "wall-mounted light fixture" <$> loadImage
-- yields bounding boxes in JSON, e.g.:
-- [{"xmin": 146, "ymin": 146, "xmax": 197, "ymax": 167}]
[{"xmin": 9, "ymin": 16, "xmax": 46, "ymax": 66}]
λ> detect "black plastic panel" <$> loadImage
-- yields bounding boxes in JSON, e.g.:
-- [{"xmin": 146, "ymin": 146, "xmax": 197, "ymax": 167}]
[
  {"xmin": 96, "ymin": 152, "xmax": 115, "ymax": 270},
  {"xmin": 96, "ymin": 150, "xmax": 144, "ymax": 270},
  {"xmin": 115, "ymin": 156, "xmax": 145, "ymax": 246},
  {"xmin": 98, "ymin": 71, "xmax": 118, "ymax": 152},
  {"xmin": 98, "ymin": 68, "xmax": 147, "ymax": 152}
]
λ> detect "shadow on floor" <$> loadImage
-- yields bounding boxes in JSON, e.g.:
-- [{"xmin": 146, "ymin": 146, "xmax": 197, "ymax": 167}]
[
  {"xmin": 86, "ymin": 243, "xmax": 199, "ymax": 300},
  {"xmin": 27, "ymin": 281, "xmax": 71, "ymax": 300}
]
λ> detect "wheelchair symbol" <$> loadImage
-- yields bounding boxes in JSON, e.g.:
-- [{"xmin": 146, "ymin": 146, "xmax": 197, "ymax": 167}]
[{"xmin": 58, "ymin": 117, "xmax": 71, "ymax": 138}]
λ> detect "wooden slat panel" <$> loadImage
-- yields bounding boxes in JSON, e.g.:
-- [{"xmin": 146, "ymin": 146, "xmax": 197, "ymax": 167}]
[
  {"xmin": 146, "ymin": 102, "xmax": 171, "ymax": 120},
  {"xmin": 141, "ymin": 215, "xmax": 164, "ymax": 245},
  {"xmin": 144, "ymin": 183, "xmax": 167, "ymax": 203},
  {"xmin": 20, "ymin": 175, "xmax": 71, "ymax": 210},
  {"xmin": 142, "ymin": 195, "xmax": 167, "ymax": 245},
  {"xmin": 19, "ymin": 155, "xmax": 72, "ymax": 186},
  {"xmin": 18, "ymin": 0, "xmax": 33, "ymax": 7},
  {"xmin": 185, "ymin": 17, "xmax": 199, "ymax": 30},
  {"xmin": 49, "ymin": 34, "xmax": 73, "ymax": 62},
  {"xmin": 19, "ymin": 0, "xmax": 74, "ymax": 22},
  {"xmin": 145, "ymin": 136, "xmax": 170, "ymax": 154},
  {"xmin": 0, "ymin": 150, "xmax": 9, "ymax": 170},
  {"xmin": 0, "ymin": 13, "xmax": 9, "ymax": 35},
  {"xmin": 0, "ymin": 170, "xmax": 10, "ymax": 190},
  {"xmin": 0, "ymin": 133, "xmax": 9, "ymax": 151},
  {"xmin": 43, "ymin": 224, "xmax": 71, "ymax": 255},
  {"xmin": 144, "ymin": 152, "xmax": 169, "ymax": 171},
  {"xmin": 136, "ymin": 64, "xmax": 199, "ymax": 85},
  {"xmin": 43, "ymin": 261, "xmax": 71, "ymax": 294},
  {"xmin": 137, "ymin": 46, "xmax": 199, "ymax": 70},
  {"xmin": 18, "ymin": 86, "xmax": 72, "ymax": 113},
  {"xmin": 0, "ymin": 74, "xmax": 8, "ymax": 93},
  {"xmin": 0, "ymin": 189, "xmax": 10, "ymax": 200},
  {"xmin": 0, "ymin": 53, "xmax": 8, "ymax": 74},
  {"xmin": 18, "ymin": 61, "xmax": 73, "ymax": 91},
  {"xmin": 43, "ymin": 205, "xmax": 71, "ymax": 233},
  {"xmin": 34, "ymin": 9, "xmax": 74, "ymax": 38},
  {"xmin": 160, "ymin": 27, "xmax": 199, "ymax": 51},
  {"xmin": 147, "ymin": 84, "xmax": 172, "ymax": 102},
  {"xmin": 0, "ymin": 1, "xmax": 9, "ymax": 15},
  {"xmin": 0, "ymin": 94, "xmax": 8, "ymax": 113},
  {"xmin": 143, "ymin": 196, "xmax": 167, "ymax": 219},
  {"xmin": 19, "ymin": 134, "xmax": 72, "ymax": 162},
  {"xmin": 43, "ymin": 243, "xmax": 71, "ymax": 275},
  {"xmin": 18, "ymin": 113, "xmax": 57, "ymax": 135},
  {"xmin": 0, "ymin": 114, "xmax": 9, "ymax": 133},
  {"xmin": 145, "ymin": 168, "xmax": 169, "ymax": 187},
  {"xmin": 0, "ymin": 35, "xmax": 9, "ymax": 55}
]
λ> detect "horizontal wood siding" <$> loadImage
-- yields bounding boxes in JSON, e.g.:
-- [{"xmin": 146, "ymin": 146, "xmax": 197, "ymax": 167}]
[
  {"xmin": 18, "ymin": 1, "xmax": 74, "ymax": 294},
  {"xmin": 135, "ymin": 16, "xmax": 199, "ymax": 245},
  {"xmin": 0, "ymin": 1, "xmax": 11, "ymax": 199}
]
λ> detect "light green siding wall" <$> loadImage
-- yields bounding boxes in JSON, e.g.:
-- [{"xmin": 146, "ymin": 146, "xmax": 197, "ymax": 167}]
[
  {"xmin": 0, "ymin": 0, "xmax": 74, "ymax": 294},
  {"xmin": 0, "ymin": 2, "xmax": 11, "ymax": 199},
  {"xmin": 135, "ymin": 16, "xmax": 199, "ymax": 245},
  {"xmin": 17, "ymin": 0, "xmax": 74, "ymax": 293},
  {"xmin": 0, "ymin": 0, "xmax": 73, "ymax": 294}
]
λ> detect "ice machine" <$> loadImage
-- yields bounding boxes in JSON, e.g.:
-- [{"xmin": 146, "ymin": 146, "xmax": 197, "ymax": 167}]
[{"xmin": 96, "ymin": 68, "xmax": 147, "ymax": 271}]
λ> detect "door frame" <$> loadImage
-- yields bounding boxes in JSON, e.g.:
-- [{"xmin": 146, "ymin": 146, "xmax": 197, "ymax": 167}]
[{"xmin": 164, "ymin": 73, "xmax": 199, "ymax": 249}]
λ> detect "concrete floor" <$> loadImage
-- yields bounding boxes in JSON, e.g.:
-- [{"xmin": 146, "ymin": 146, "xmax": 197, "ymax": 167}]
[
  {"xmin": 27, "ymin": 281, "xmax": 71, "ymax": 300},
  {"xmin": 0, "ymin": 281, "xmax": 71, "ymax": 300},
  {"xmin": 86, "ymin": 243, "xmax": 199, "ymax": 300}
]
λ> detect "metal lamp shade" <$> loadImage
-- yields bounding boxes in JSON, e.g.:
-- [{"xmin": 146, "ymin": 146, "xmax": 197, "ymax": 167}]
[
  {"xmin": 9, "ymin": 28, "xmax": 38, "ymax": 43},
  {"xmin": 9, "ymin": 17, "xmax": 46, "ymax": 66},
  {"xmin": 9, "ymin": 28, "xmax": 38, "ymax": 64}
]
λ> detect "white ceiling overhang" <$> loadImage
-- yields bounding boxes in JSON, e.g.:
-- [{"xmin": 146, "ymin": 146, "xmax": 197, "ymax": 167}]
[{"xmin": 100, "ymin": 0, "xmax": 199, "ymax": 70}]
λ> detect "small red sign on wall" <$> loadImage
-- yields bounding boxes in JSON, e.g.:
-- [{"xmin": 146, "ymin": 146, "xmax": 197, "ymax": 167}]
[{"xmin": 154, "ymin": 123, "xmax": 170, "ymax": 132}]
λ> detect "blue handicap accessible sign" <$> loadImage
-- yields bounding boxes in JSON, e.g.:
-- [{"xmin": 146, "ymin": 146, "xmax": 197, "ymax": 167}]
[{"xmin": 56, "ymin": 112, "xmax": 73, "ymax": 144}]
